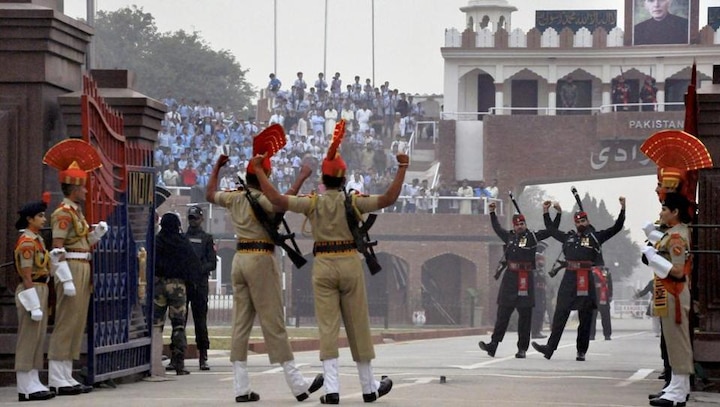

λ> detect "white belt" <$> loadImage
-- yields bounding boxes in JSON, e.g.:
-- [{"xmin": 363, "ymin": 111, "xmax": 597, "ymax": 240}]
[{"xmin": 66, "ymin": 252, "xmax": 92, "ymax": 260}]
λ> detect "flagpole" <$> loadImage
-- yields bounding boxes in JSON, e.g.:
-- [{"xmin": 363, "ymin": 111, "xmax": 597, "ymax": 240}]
[
  {"xmin": 323, "ymin": 0, "xmax": 328, "ymax": 79},
  {"xmin": 86, "ymin": 0, "xmax": 96, "ymax": 69},
  {"xmin": 371, "ymin": 0, "xmax": 375, "ymax": 86},
  {"xmin": 274, "ymin": 0, "xmax": 278, "ymax": 75}
]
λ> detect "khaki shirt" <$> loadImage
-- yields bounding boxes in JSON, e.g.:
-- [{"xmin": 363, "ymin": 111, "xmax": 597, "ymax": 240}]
[
  {"xmin": 288, "ymin": 190, "xmax": 379, "ymax": 242},
  {"xmin": 14, "ymin": 230, "xmax": 49, "ymax": 280},
  {"xmin": 658, "ymin": 223, "xmax": 689, "ymax": 267},
  {"xmin": 214, "ymin": 189, "xmax": 274, "ymax": 241},
  {"xmin": 51, "ymin": 198, "xmax": 91, "ymax": 251}
]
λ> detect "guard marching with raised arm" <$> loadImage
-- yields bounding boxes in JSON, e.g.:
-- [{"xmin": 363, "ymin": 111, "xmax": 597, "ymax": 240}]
[
  {"xmin": 206, "ymin": 124, "xmax": 323, "ymax": 403},
  {"xmin": 479, "ymin": 198, "xmax": 559, "ymax": 359},
  {"xmin": 532, "ymin": 190, "xmax": 626, "ymax": 362},
  {"xmin": 251, "ymin": 119, "xmax": 408, "ymax": 404}
]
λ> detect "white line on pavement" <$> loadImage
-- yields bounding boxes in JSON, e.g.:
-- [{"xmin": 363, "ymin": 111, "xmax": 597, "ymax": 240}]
[{"xmin": 617, "ymin": 368, "xmax": 654, "ymax": 387}]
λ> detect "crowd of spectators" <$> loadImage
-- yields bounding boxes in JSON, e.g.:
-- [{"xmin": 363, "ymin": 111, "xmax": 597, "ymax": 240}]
[
  {"xmin": 154, "ymin": 71, "xmax": 499, "ymax": 214},
  {"xmin": 154, "ymin": 71, "xmax": 429, "ymax": 194}
]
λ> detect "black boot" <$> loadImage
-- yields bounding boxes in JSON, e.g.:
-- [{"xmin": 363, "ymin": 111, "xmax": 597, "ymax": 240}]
[
  {"xmin": 531, "ymin": 341, "xmax": 553, "ymax": 360},
  {"xmin": 478, "ymin": 341, "xmax": 498, "ymax": 357},
  {"xmin": 173, "ymin": 355, "xmax": 190, "ymax": 376},
  {"xmin": 320, "ymin": 393, "xmax": 339, "ymax": 404},
  {"xmin": 199, "ymin": 349, "xmax": 210, "ymax": 371}
]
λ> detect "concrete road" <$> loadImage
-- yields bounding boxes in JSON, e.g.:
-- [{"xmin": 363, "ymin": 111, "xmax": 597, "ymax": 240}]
[{"xmin": 1, "ymin": 318, "xmax": 719, "ymax": 406}]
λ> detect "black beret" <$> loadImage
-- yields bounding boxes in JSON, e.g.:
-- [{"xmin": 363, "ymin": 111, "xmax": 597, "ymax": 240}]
[
  {"xmin": 187, "ymin": 206, "xmax": 203, "ymax": 218},
  {"xmin": 15, "ymin": 201, "xmax": 47, "ymax": 230},
  {"xmin": 160, "ymin": 212, "xmax": 181, "ymax": 231}
]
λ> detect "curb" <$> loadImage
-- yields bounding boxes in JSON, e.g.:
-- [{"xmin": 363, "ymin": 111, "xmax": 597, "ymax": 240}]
[{"xmin": 165, "ymin": 327, "xmax": 490, "ymax": 357}]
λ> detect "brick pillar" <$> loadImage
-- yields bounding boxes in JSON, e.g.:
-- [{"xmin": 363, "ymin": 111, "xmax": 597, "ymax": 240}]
[
  {"xmin": 693, "ymin": 65, "xmax": 720, "ymax": 380},
  {"xmin": 0, "ymin": 0, "xmax": 90, "ymax": 385}
]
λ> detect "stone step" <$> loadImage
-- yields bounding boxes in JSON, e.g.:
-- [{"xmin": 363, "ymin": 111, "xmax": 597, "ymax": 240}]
[{"xmin": 410, "ymin": 148, "xmax": 435, "ymax": 162}]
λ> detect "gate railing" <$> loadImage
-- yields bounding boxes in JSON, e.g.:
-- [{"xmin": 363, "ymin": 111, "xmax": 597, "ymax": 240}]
[{"xmin": 82, "ymin": 75, "xmax": 155, "ymax": 383}]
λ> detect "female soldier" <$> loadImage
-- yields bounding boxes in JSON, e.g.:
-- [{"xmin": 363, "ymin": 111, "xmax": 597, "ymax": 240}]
[
  {"xmin": 643, "ymin": 192, "xmax": 693, "ymax": 407},
  {"xmin": 14, "ymin": 199, "xmax": 55, "ymax": 402}
]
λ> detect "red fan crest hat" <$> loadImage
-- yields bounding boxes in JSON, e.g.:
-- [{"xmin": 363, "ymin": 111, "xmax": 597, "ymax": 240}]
[
  {"xmin": 657, "ymin": 167, "xmax": 687, "ymax": 191},
  {"xmin": 641, "ymin": 129, "xmax": 713, "ymax": 202},
  {"xmin": 321, "ymin": 119, "xmax": 347, "ymax": 177},
  {"xmin": 246, "ymin": 124, "xmax": 287, "ymax": 175},
  {"xmin": 511, "ymin": 214, "xmax": 525, "ymax": 226},
  {"xmin": 42, "ymin": 139, "xmax": 102, "ymax": 186}
]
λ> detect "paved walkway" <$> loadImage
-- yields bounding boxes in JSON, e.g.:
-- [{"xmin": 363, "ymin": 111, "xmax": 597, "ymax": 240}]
[{"xmin": 1, "ymin": 317, "xmax": 718, "ymax": 406}]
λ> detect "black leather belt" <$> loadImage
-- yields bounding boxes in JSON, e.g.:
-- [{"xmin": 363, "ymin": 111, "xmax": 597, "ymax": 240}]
[
  {"xmin": 567, "ymin": 261, "xmax": 593, "ymax": 270},
  {"xmin": 313, "ymin": 241, "xmax": 356, "ymax": 255},
  {"xmin": 32, "ymin": 276, "xmax": 50, "ymax": 284},
  {"xmin": 236, "ymin": 241, "xmax": 275, "ymax": 252},
  {"xmin": 508, "ymin": 262, "xmax": 532, "ymax": 270}
]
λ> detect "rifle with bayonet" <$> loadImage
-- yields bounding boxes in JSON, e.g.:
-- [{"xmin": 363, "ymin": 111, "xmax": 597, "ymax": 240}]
[
  {"xmin": 237, "ymin": 176, "xmax": 307, "ymax": 269},
  {"xmin": 344, "ymin": 189, "xmax": 382, "ymax": 275}
]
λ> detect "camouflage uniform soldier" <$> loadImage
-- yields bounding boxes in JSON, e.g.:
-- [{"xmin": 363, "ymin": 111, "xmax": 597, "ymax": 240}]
[
  {"xmin": 154, "ymin": 213, "xmax": 201, "ymax": 375},
  {"xmin": 251, "ymin": 120, "xmax": 408, "ymax": 404}
]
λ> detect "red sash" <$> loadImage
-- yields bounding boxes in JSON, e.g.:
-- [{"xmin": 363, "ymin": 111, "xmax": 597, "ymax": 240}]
[
  {"xmin": 662, "ymin": 260, "xmax": 692, "ymax": 324},
  {"xmin": 592, "ymin": 268, "xmax": 608, "ymax": 305},
  {"xmin": 508, "ymin": 262, "xmax": 532, "ymax": 297},
  {"xmin": 567, "ymin": 261, "xmax": 592, "ymax": 296}
]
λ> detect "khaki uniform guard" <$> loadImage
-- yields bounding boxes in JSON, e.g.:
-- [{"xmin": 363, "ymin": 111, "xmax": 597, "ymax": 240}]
[
  {"xmin": 252, "ymin": 119, "xmax": 408, "ymax": 404},
  {"xmin": 13, "ymin": 199, "xmax": 55, "ymax": 402},
  {"xmin": 207, "ymin": 124, "xmax": 323, "ymax": 403},
  {"xmin": 43, "ymin": 139, "xmax": 106, "ymax": 396}
]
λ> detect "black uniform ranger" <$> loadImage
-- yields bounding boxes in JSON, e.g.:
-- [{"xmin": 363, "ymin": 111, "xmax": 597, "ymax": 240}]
[
  {"xmin": 479, "ymin": 200, "xmax": 559, "ymax": 359},
  {"xmin": 185, "ymin": 205, "xmax": 216, "ymax": 371},
  {"xmin": 532, "ymin": 197, "xmax": 625, "ymax": 361}
]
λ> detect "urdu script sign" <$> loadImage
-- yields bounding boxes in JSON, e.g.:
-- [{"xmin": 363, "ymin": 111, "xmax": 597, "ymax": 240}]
[{"xmin": 535, "ymin": 10, "xmax": 617, "ymax": 33}]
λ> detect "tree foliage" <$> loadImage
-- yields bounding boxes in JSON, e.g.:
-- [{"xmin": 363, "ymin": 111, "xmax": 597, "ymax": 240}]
[
  {"xmin": 516, "ymin": 186, "xmax": 640, "ymax": 283},
  {"xmin": 92, "ymin": 6, "xmax": 255, "ymax": 112}
]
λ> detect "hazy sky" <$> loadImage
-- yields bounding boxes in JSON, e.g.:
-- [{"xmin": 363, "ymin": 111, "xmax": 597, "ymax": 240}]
[{"xmin": 62, "ymin": 0, "xmax": 712, "ymax": 96}]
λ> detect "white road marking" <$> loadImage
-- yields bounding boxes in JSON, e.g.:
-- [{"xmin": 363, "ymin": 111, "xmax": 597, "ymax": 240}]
[
  {"xmin": 455, "ymin": 332, "xmax": 647, "ymax": 369},
  {"xmin": 617, "ymin": 368, "xmax": 654, "ymax": 387}
]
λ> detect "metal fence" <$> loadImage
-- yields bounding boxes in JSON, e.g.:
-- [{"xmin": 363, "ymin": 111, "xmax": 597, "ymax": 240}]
[{"xmin": 198, "ymin": 294, "xmax": 481, "ymax": 328}]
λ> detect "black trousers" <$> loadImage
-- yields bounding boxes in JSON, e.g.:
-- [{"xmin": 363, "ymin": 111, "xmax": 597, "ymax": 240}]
[
  {"xmin": 546, "ymin": 299, "xmax": 594, "ymax": 354},
  {"xmin": 590, "ymin": 304, "xmax": 612, "ymax": 339},
  {"xmin": 185, "ymin": 278, "xmax": 210, "ymax": 351},
  {"xmin": 491, "ymin": 305, "xmax": 532, "ymax": 351}
]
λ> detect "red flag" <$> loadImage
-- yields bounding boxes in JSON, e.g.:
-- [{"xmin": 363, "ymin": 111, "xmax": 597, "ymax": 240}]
[
  {"xmin": 684, "ymin": 61, "xmax": 698, "ymax": 137},
  {"xmin": 683, "ymin": 61, "xmax": 700, "ymax": 202}
]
